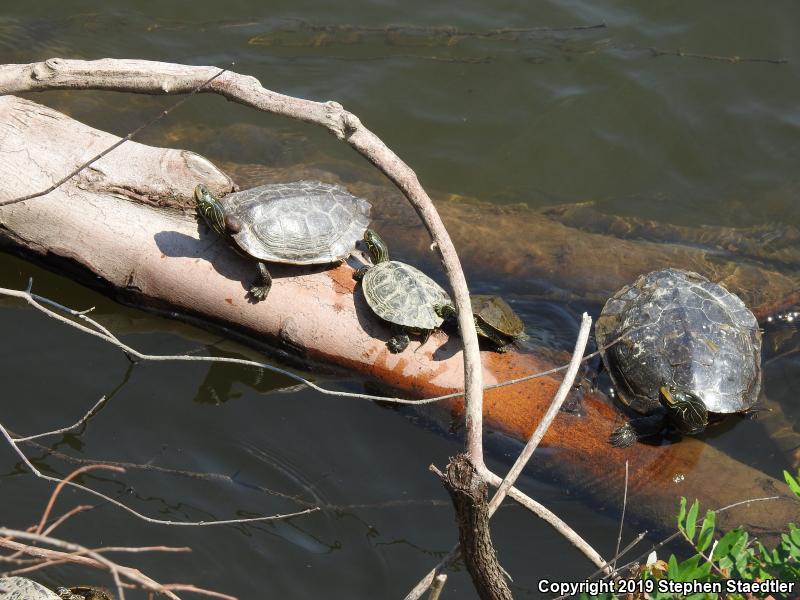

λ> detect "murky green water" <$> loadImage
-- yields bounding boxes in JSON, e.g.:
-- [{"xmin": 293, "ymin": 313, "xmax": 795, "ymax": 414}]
[{"xmin": 1, "ymin": 2, "xmax": 799, "ymax": 598}]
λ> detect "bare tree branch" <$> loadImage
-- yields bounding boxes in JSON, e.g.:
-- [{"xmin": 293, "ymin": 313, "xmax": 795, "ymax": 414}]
[
  {"xmin": 0, "ymin": 57, "xmax": 486, "ymax": 470},
  {"xmin": 12, "ymin": 397, "xmax": 108, "ymax": 442},
  {"xmin": 0, "ymin": 420, "xmax": 319, "ymax": 527},
  {"xmin": 405, "ymin": 314, "xmax": 607, "ymax": 599},
  {"xmin": 0, "ymin": 282, "xmax": 629, "ymax": 406}
]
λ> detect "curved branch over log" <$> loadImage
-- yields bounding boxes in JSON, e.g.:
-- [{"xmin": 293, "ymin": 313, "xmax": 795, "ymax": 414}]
[
  {"xmin": 0, "ymin": 57, "xmax": 487, "ymax": 466},
  {"xmin": 0, "ymin": 93, "xmax": 797, "ymax": 549}
]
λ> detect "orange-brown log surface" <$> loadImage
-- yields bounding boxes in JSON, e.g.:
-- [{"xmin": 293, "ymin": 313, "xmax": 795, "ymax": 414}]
[{"xmin": 0, "ymin": 95, "xmax": 797, "ymax": 540}]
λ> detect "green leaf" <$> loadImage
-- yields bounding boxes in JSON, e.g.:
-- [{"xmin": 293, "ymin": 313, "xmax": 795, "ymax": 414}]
[
  {"xmin": 718, "ymin": 556, "xmax": 733, "ymax": 572},
  {"xmin": 697, "ymin": 510, "xmax": 716, "ymax": 552},
  {"xmin": 713, "ymin": 528, "xmax": 744, "ymax": 560},
  {"xmin": 686, "ymin": 499, "xmax": 700, "ymax": 542},
  {"xmin": 731, "ymin": 530, "xmax": 749, "ymax": 557},
  {"xmin": 784, "ymin": 470, "xmax": 800, "ymax": 497},
  {"xmin": 789, "ymin": 523, "xmax": 800, "ymax": 547},
  {"xmin": 668, "ymin": 554, "xmax": 680, "ymax": 580},
  {"xmin": 678, "ymin": 496, "xmax": 687, "ymax": 529}
]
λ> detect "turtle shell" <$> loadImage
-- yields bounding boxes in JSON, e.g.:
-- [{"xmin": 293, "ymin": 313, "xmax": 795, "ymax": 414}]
[
  {"xmin": 222, "ymin": 180, "xmax": 371, "ymax": 264},
  {"xmin": 471, "ymin": 295, "xmax": 524, "ymax": 338},
  {"xmin": 1, "ymin": 577, "xmax": 60, "ymax": 599},
  {"xmin": 362, "ymin": 261, "xmax": 451, "ymax": 330},
  {"xmin": 595, "ymin": 268, "xmax": 761, "ymax": 415}
]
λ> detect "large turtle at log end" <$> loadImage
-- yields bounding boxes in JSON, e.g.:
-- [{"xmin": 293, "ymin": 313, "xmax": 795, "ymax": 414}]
[
  {"xmin": 355, "ymin": 229, "xmax": 451, "ymax": 353},
  {"xmin": 595, "ymin": 268, "xmax": 762, "ymax": 447},
  {"xmin": 195, "ymin": 180, "xmax": 371, "ymax": 301}
]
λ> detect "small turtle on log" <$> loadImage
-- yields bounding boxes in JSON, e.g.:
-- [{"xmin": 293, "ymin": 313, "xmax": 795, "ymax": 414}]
[
  {"xmin": 195, "ymin": 180, "xmax": 371, "ymax": 301},
  {"xmin": 439, "ymin": 294, "xmax": 525, "ymax": 352},
  {"xmin": 595, "ymin": 268, "xmax": 762, "ymax": 447},
  {"xmin": 355, "ymin": 229, "xmax": 451, "ymax": 353}
]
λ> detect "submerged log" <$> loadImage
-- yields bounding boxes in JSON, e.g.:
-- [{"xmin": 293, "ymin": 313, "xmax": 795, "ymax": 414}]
[
  {"xmin": 220, "ymin": 161, "xmax": 800, "ymax": 315},
  {"xmin": 0, "ymin": 95, "xmax": 797, "ymax": 544}
]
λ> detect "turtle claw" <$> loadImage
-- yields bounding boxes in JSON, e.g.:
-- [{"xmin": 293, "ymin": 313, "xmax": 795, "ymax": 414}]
[
  {"xmin": 609, "ymin": 423, "xmax": 638, "ymax": 448},
  {"xmin": 353, "ymin": 266, "xmax": 369, "ymax": 281},
  {"xmin": 388, "ymin": 334, "xmax": 410, "ymax": 353},
  {"xmin": 248, "ymin": 263, "xmax": 272, "ymax": 301},
  {"xmin": 248, "ymin": 284, "xmax": 271, "ymax": 302}
]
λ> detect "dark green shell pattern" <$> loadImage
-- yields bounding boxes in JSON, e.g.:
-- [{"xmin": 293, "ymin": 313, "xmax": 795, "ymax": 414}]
[
  {"xmin": 362, "ymin": 260, "xmax": 451, "ymax": 330},
  {"xmin": 222, "ymin": 180, "xmax": 371, "ymax": 264},
  {"xmin": 595, "ymin": 269, "xmax": 761, "ymax": 415},
  {"xmin": 470, "ymin": 294, "xmax": 524, "ymax": 338}
]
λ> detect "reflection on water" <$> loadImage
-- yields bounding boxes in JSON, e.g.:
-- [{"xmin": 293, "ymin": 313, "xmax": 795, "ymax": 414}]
[{"xmin": 1, "ymin": 1, "xmax": 799, "ymax": 597}]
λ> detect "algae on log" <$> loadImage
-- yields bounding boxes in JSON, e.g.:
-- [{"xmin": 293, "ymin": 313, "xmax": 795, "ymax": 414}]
[{"xmin": 0, "ymin": 95, "xmax": 797, "ymax": 541}]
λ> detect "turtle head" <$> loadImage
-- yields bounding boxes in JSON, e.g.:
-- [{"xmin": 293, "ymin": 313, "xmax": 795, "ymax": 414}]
[
  {"xmin": 434, "ymin": 302, "xmax": 457, "ymax": 321},
  {"xmin": 658, "ymin": 386, "xmax": 709, "ymax": 435},
  {"xmin": 363, "ymin": 229, "xmax": 390, "ymax": 264},
  {"xmin": 194, "ymin": 184, "xmax": 227, "ymax": 236}
]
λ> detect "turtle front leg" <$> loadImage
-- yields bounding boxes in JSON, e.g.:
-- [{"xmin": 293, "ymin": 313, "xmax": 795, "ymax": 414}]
[
  {"xmin": 475, "ymin": 320, "xmax": 512, "ymax": 353},
  {"xmin": 413, "ymin": 328, "xmax": 434, "ymax": 353},
  {"xmin": 388, "ymin": 325, "xmax": 410, "ymax": 353},
  {"xmin": 248, "ymin": 262, "xmax": 272, "ymax": 301},
  {"xmin": 609, "ymin": 412, "xmax": 667, "ymax": 448}
]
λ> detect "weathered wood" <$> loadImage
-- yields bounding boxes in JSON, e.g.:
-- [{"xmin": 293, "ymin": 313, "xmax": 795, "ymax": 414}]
[
  {"xmin": 437, "ymin": 455, "xmax": 512, "ymax": 600},
  {"xmin": 0, "ymin": 95, "xmax": 797, "ymax": 543}
]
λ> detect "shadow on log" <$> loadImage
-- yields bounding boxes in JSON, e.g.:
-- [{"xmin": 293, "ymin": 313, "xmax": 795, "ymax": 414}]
[{"xmin": 0, "ymin": 95, "xmax": 797, "ymax": 545}]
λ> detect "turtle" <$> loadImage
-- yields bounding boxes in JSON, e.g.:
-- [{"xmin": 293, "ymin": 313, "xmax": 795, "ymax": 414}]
[
  {"xmin": 595, "ymin": 268, "xmax": 762, "ymax": 448},
  {"xmin": 195, "ymin": 180, "xmax": 371, "ymax": 301},
  {"xmin": 470, "ymin": 295, "xmax": 526, "ymax": 351},
  {"xmin": 355, "ymin": 229, "xmax": 451, "ymax": 353},
  {"xmin": 0, "ymin": 576, "xmax": 61, "ymax": 599},
  {"xmin": 57, "ymin": 587, "xmax": 112, "ymax": 600},
  {"xmin": 438, "ymin": 294, "xmax": 526, "ymax": 352}
]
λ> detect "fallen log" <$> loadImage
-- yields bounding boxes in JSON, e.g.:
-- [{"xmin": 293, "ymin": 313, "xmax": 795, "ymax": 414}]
[
  {"xmin": 0, "ymin": 95, "xmax": 797, "ymax": 546},
  {"xmin": 219, "ymin": 161, "xmax": 800, "ymax": 315}
]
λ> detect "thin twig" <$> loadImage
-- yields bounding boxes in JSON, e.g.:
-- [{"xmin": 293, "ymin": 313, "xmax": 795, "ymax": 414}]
[
  {"xmin": 36, "ymin": 465, "xmax": 113, "ymax": 535},
  {"xmin": 613, "ymin": 461, "xmax": 629, "ymax": 571},
  {"xmin": 276, "ymin": 20, "xmax": 608, "ymax": 38},
  {"xmin": 0, "ymin": 282, "xmax": 633, "ymax": 407},
  {"xmin": 0, "ymin": 66, "xmax": 230, "ymax": 208},
  {"xmin": 426, "ymin": 574, "xmax": 448, "ymax": 600},
  {"xmin": 551, "ymin": 532, "xmax": 649, "ymax": 600},
  {"xmin": 405, "ymin": 314, "xmax": 606, "ymax": 600},
  {"xmin": 644, "ymin": 47, "xmax": 787, "ymax": 65},
  {"xmin": 12, "ymin": 396, "xmax": 108, "ymax": 442},
  {"xmin": 0, "ymin": 420, "xmax": 319, "ymax": 527},
  {"xmin": 14, "ymin": 434, "xmax": 451, "ymax": 512},
  {"xmin": 586, "ymin": 495, "xmax": 784, "ymax": 584},
  {"xmin": 42, "ymin": 505, "xmax": 94, "ymax": 536},
  {"xmin": 161, "ymin": 585, "xmax": 237, "ymax": 600},
  {"xmin": 0, "ymin": 529, "xmax": 131, "ymax": 600},
  {"xmin": 0, "ymin": 529, "xmax": 237, "ymax": 600},
  {"xmin": 486, "ymin": 313, "xmax": 593, "ymax": 514},
  {"xmin": 678, "ymin": 529, "xmax": 728, "ymax": 579}
]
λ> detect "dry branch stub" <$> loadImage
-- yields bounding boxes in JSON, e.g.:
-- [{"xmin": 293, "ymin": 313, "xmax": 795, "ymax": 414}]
[{"xmin": 436, "ymin": 455, "xmax": 513, "ymax": 600}]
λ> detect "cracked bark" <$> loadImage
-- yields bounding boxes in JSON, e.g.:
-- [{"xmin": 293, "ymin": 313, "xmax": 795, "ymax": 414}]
[{"xmin": 437, "ymin": 455, "xmax": 513, "ymax": 600}]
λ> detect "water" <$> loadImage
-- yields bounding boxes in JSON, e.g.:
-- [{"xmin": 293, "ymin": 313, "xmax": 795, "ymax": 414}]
[{"xmin": 1, "ymin": 1, "xmax": 799, "ymax": 598}]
